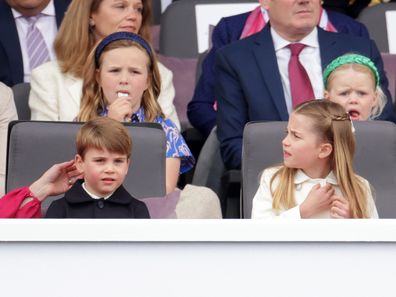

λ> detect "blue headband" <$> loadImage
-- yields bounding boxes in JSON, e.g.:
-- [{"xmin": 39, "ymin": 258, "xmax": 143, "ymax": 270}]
[{"xmin": 95, "ymin": 31, "xmax": 152, "ymax": 67}]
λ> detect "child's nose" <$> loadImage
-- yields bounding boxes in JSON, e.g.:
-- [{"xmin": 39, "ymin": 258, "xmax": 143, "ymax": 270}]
[
  {"xmin": 104, "ymin": 163, "xmax": 115, "ymax": 172},
  {"xmin": 348, "ymin": 94, "xmax": 359, "ymax": 104},
  {"xmin": 282, "ymin": 135, "xmax": 289, "ymax": 146}
]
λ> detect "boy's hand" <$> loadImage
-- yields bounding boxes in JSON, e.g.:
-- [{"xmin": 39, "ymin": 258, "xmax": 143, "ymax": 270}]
[
  {"xmin": 300, "ymin": 183, "xmax": 334, "ymax": 218},
  {"xmin": 330, "ymin": 195, "xmax": 352, "ymax": 219}
]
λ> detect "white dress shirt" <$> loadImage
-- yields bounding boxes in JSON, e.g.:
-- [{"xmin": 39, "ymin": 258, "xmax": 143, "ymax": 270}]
[
  {"xmin": 252, "ymin": 167, "xmax": 379, "ymax": 219},
  {"xmin": 11, "ymin": 0, "xmax": 57, "ymax": 82},
  {"xmin": 82, "ymin": 182, "xmax": 113, "ymax": 200},
  {"xmin": 270, "ymin": 27, "xmax": 324, "ymax": 114}
]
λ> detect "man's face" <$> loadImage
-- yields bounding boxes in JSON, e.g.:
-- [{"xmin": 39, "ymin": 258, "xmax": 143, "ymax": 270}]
[
  {"xmin": 262, "ymin": 0, "xmax": 321, "ymax": 41},
  {"xmin": 6, "ymin": 0, "xmax": 50, "ymax": 16}
]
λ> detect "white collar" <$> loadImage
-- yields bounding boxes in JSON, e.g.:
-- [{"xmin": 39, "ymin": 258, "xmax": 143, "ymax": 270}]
[
  {"xmin": 294, "ymin": 169, "xmax": 338, "ymax": 186},
  {"xmin": 271, "ymin": 26, "xmax": 319, "ymax": 51},
  {"xmin": 260, "ymin": 7, "xmax": 270, "ymax": 23},
  {"xmin": 11, "ymin": 0, "xmax": 55, "ymax": 19},
  {"xmin": 82, "ymin": 182, "xmax": 113, "ymax": 200}
]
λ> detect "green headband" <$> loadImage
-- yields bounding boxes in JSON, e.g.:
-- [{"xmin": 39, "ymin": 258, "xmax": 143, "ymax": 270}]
[{"xmin": 323, "ymin": 54, "xmax": 380, "ymax": 87}]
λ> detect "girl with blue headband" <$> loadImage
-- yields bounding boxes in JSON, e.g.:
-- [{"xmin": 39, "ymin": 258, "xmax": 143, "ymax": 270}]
[
  {"xmin": 323, "ymin": 54, "xmax": 387, "ymax": 120},
  {"xmin": 78, "ymin": 32, "xmax": 194, "ymax": 194}
]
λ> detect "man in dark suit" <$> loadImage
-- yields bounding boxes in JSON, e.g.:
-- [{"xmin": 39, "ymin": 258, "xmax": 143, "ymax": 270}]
[
  {"xmin": 188, "ymin": 2, "xmax": 370, "ymax": 138},
  {"xmin": 0, "ymin": 0, "xmax": 70, "ymax": 87},
  {"xmin": 215, "ymin": 0, "xmax": 396, "ymax": 170}
]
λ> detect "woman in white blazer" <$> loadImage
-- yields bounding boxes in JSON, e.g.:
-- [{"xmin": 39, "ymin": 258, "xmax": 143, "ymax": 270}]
[
  {"xmin": 29, "ymin": 0, "xmax": 180, "ymax": 129},
  {"xmin": 0, "ymin": 82, "xmax": 17, "ymax": 196}
]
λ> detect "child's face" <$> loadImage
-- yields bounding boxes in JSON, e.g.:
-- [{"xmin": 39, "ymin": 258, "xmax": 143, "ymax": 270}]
[
  {"xmin": 324, "ymin": 68, "xmax": 377, "ymax": 120},
  {"xmin": 282, "ymin": 112, "xmax": 331, "ymax": 178},
  {"xmin": 76, "ymin": 148, "xmax": 130, "ymax": 197},
  {"xmin": 97, "ymin": 46, "xmax": 150, "ymax": 114}
]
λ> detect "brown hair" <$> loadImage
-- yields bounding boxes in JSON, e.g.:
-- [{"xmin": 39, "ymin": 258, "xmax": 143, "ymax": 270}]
[
  {"xmin": 54, "ymin": 0, "xmax": 152, "ymax": 78},
  {"xmin": 76, "ymin": 117, "xmax": 132, "ymax": 159},
  {"xmin": 78, "ymin": 38, "xmax": 163, "ymax": 122},
  {"xmin": 270, "ymin": 100, "xmax": 370, "ymax": 218}
]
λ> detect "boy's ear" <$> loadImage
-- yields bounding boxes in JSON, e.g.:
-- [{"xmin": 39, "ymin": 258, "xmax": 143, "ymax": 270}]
[
  {"xmin": 75, "ymin": 154, "xmax": 84, "ymax": 172},
  {"xmin": 319, "ymin": 143, "xmax": 333, "ymax": 159}
]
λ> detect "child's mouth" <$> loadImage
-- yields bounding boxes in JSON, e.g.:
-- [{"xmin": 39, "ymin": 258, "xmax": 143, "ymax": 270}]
[{"xmin": 348, "ymin": 110, "xmax": 360, "ymax": 120}]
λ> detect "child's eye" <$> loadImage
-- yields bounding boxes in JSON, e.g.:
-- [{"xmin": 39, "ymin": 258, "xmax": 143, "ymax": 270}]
[
  {"xmin": 135, "ymin": 6, "xmax": 143, "ymax": 13},
  {"xmin": 357, "ymin": 91, "xmax": 367, "ymax": 96},
  {"xmin": 292, "ymin": 132, "xmax": 300, "ymax": 139},
  {"xmin": 94, "ymin": 159, "xmax": 104, "ymax": 163},
  {"xmin": 115, "ymin": 159, "xmax": 126, "ymax": 164},
  {"xmin": 340, "ymin": 91, "xmax": 349, "ymax": 96}
]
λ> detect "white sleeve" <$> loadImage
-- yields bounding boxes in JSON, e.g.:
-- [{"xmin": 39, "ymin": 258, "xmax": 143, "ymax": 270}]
[
  {"xmin": 0, "ymin": 83, "xmax": 17, "ymax": 196},
  {"xmin": 157, "ymin": 62, "xmax": 181, "ymax": 130},
  {"xmin": 29, "ymin": 62, "xmax": 59, "ymax": 121},
  {"xmin": 364, "ymin": 179, "xmax": 379, "ymax": 219}
]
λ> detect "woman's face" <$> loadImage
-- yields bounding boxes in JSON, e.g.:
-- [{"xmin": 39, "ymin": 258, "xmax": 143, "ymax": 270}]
[
  {"xmin": 96, "ymin": 46, "xmax": 150, "ymax": 113},
  {"xmin": 90, "ymin": 0, "xmax": 143, "ymax": 40}
]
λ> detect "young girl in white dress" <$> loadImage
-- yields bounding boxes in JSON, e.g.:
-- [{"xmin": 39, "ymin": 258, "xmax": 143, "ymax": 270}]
[{"xmin": 252, "ymin": 99, "xmax": 378, "ymax": 219}]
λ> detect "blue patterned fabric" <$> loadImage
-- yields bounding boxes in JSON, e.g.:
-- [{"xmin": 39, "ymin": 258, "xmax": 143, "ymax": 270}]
[{"xmin": 99, "ymin": 107, "xmax": 195, "ymax": 174}]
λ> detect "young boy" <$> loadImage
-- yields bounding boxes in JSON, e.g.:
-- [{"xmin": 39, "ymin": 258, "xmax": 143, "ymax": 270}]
[{"xmin": 45, "ymin": 118, "xmax": 150, "ymax": 218}]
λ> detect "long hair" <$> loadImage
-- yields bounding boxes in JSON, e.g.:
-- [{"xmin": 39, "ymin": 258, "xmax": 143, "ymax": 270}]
[
  {"xmin": 271, "ymin": 100, "xmax": 370, "ymax": 218},
  {"xmin": 54, "ymin": 0, "xmax": 152, "ymax": 78},
  {"xmin": 78, "ymin": 39, "xmax": 163, "ymax": 122},
  {"xmin": 326, "ymin": 63, "xmax": 386, "ymax": 119}
]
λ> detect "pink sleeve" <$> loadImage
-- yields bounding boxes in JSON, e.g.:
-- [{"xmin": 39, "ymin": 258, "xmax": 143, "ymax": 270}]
[{"xmin": 0, "ymin": 187, "xmax": 42, "ymax": 218}]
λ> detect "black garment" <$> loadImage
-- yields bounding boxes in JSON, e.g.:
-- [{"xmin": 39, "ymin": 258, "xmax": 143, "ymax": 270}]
[{"xmin": 45, "ymin": 181, "xmax": 150, "ymax": 218}]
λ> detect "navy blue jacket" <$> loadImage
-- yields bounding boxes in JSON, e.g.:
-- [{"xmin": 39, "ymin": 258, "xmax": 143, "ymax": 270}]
[
  {"xmin": 188, "ymin": 10, "xmax": 371, "ymax": 137},
  {"xmin": 215, "ymin": 25, "xmax": 396, "ymax": 169},
  {"xmin": 0, "ymin": 0, "xmax": 70, "ymax": 86}
]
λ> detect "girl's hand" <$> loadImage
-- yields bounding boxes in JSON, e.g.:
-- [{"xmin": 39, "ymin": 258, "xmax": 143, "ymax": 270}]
[
  {"xmin": 330, "ymin": 195, "xmax": 352, "ymax": 219},
  {"xmin": 300, "ymin": 183, "xmax": 334, "ymax": 218},
  {"xmin": 107, "ymin": 97, "xmax": 133, "ymax": 122}
]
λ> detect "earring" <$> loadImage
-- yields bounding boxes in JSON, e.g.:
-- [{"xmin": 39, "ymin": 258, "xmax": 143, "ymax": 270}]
[{"xmin": 89, "ymin": 18, "xmax": 95, "ymax": 27}]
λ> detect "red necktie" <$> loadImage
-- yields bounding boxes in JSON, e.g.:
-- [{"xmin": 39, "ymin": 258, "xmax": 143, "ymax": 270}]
[{"xmin": 288, "ymin": 43, "xmax": 315, "ymax": 108}]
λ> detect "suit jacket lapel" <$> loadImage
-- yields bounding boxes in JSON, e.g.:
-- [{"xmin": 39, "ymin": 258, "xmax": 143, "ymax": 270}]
[
  {"xmin": 253, "ymin": 26, "xmax": 289, "ymax": 120},
  {"xmin": 0, "ymin": 2, "xmax": 24, "ymax": 84}
]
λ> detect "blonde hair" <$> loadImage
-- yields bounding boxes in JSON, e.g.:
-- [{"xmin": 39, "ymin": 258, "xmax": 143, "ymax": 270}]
[
  {"xmin": 326, "ymin": 63, "xmax": 386, "ymax": 119},
  {"xmin": 54, "ymin": 0, "xmax": 152, "ymax": 78},
  {"xmin": 76, "ymin": 117, "xmax": 132, "ymax": 159},
  {"xmin": 78, "ymin": 39, "xmax": 163, "ymax": 122},
  {"xmin": 270, "ymin": 100, "xmax": 370, "ymax": 218}
]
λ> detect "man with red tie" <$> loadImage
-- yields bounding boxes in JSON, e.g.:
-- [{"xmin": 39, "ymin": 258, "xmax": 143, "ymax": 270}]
[{"xmin": 215, "ymin": 0, "xmax": 396, "ymax": 170}]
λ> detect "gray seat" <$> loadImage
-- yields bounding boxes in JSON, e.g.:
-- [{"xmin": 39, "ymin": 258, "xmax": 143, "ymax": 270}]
[
  {"xmin": 242, "ymin": 121, "xmax": 396, "ymax": 218},
  {"xmin": 11, "ymin": 82, "xmax": 31, "ymax": 120},
  {"xmin": 6, "ymin": 121, "xmax": 166, "ymax": 209},
  {"xmin": 160, "ymin": 0, "xmax": 256, "ymax": 58},
  {"xmin": 357, "ymin": 3, "xmax": 396, "ymax": 53}
]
